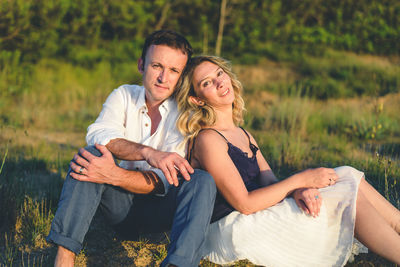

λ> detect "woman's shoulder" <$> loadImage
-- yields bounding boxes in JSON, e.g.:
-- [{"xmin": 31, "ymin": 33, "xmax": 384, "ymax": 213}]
[
  {"xmin": 194, "ymin": 128, "xmax": 228, "ymax": 152},
  {"xmin": 197, "ymin": 128, "xmax": 227, "ymax": 143}
]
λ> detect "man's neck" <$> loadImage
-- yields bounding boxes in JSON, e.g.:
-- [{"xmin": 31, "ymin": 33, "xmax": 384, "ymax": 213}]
[{"xmin": 146, "ymin": 100, "xmax": 163, "ymax": 135}]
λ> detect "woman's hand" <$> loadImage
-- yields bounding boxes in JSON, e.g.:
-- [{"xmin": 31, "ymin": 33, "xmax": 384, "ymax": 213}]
[
  {"xmin": 298, "ymin": 167, "xmax": 338, "ymax": 188},
  {"xmin": 292, "ymin": 188, "xmax": 322, "ymax": 217}
]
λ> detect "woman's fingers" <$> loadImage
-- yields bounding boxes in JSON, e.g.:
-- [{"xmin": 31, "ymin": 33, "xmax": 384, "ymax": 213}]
[
  {"xmin": 295, "ymin": 199, "xmax": 309, "ymax": 214},
  {"xmin": 304, "ymin": 197, "xmax": 317, "ymax": 217},
  {"xmin": 315, "ymin": 192, "xmax": 322, "ymax": 215},
  {"xmin": 303, "ymin": 190, "xmax": 323, "ymax": 217}
]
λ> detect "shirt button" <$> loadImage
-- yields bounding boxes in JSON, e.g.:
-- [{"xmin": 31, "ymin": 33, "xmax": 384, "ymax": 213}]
[
  {"xmin": 135, "ymin": 167, "xmax": 139, "ymax": 170},
  {"xmin": 145, "ymin": 123, "xmax": 148, "ymax": 127},
  {"xmin": 142, "ymin": 111, "xmax": 145, "ymax": 114}
]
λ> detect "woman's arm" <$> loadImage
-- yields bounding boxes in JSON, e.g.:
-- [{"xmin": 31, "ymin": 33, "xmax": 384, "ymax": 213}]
[
  {"xmin": 248, "ymin": 131, "xmax": 324, "ymax": 216},
  {"xmin": 194, "ymin": 130, "xmax": 336, "ymax": 215}
]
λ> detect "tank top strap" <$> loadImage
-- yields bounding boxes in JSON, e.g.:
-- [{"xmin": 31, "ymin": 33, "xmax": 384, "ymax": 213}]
[
  {"xmin": 200, "ymin": 128, "xmax": 229, "ymax": 142},
  {"xmin": 187, "ymin": 138, "xmax": 195, "ymax": 163},
  {"xmin": 187, "ymin": 128, "xmax": 228, "ymax": 163},
  {"xmin": 187, "ymin": 128, "xmax": 229, "ymax": 164},
  {"xmin": 239, "ymin": 126, "xmax": 251, "ymax": 145}
]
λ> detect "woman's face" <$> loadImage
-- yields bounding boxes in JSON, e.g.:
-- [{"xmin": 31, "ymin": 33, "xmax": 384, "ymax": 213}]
[{"xmin": 192, "ymin": 61, "xmax": 234, "ymax": 108}]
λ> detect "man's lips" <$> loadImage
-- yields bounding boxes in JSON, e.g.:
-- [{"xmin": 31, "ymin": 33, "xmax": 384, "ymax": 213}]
[{"xmin": 155, "ymin": 84, "xmax": 169, "ymax": 90}]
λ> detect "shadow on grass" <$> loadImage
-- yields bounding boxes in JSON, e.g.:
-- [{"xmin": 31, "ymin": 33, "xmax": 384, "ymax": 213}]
[{"xmin": 0, "ymin": 155, "xmax": 65, "ymax": 266}]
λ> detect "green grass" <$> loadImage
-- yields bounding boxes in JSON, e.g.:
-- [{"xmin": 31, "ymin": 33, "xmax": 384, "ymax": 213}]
[
  {"xmin": 238, "ymin": 49, "xmax": 400, "ymax": 100},
  {"xmin": 1, "ymin": 50, "xmax": 400, "ymax": 266},
  {"xmin": 0, "ymin": 57, "xmax": 142, "ymax": 131}
]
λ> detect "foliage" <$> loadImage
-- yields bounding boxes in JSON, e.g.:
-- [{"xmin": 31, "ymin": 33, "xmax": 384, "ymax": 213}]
[{"xmin": 0, "ymin": 0, "xmax": 399, "ymax": 68}]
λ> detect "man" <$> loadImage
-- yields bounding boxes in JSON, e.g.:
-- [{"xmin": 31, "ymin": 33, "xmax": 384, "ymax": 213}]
[{"xmin": 46, "ymin": 30, "xmax": 216, "ymax": 267}]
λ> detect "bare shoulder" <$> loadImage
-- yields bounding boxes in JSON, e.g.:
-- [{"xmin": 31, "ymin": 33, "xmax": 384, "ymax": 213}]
[{"xmin": 194, "ymin": 129, "xmax": 228, "ymax": 154}]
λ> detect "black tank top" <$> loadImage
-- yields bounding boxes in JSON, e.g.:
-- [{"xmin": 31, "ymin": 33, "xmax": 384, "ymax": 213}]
[{"xmin": 189, "ymin": 127, "xmax": 261, "ymax": 223}]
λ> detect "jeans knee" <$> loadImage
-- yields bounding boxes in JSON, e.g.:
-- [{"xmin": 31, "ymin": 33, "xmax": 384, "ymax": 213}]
[
  {"xmin": 190, "ymin": 169, "xmax": 216, "ymax": 195},
  {"xmin": 83, "ymin": 145, "xmax": 102, "ymax": 157},
  {"xmin": 82, "ymin": 145, "xmax": 118, "ymax": 164}
]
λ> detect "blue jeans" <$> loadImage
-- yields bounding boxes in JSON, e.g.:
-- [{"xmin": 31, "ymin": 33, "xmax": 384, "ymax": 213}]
[{"xmin": 46, "ymin": 146, "xmax": 216, "ymax": 267}]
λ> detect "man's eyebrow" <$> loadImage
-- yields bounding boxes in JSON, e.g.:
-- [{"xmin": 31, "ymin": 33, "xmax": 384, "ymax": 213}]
[{"xmin": 170, "ymin": 66, "xmax": 181, "ymax": 72}]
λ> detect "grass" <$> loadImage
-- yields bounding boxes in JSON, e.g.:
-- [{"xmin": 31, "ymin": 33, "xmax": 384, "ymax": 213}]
[
  {"xmin": 0, "ymin": 50, "xmax": 400, "ymax": 266},
  {"xmin": 236, "ymin": 48, "xmax": 400, "ymax": 99}
]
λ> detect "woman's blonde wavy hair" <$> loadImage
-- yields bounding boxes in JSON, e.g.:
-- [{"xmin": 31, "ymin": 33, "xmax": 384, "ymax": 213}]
[{"xmin": 176, "ymin": 55, "xmax": 245, "ymax": 141}]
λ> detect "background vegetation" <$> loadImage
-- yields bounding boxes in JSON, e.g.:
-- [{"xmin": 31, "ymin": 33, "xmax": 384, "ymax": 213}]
[{"xmin": 1, "ymin": 0, "xmax": 399, "ymax": 266}]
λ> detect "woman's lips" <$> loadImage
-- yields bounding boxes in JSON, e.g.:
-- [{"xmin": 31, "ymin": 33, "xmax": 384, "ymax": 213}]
[{"xmin": 221, "ymin": 88, "xmax": 229, "ymax": 96}]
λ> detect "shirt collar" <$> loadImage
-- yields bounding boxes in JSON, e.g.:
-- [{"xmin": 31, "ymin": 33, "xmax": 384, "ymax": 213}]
[
  {"xmin": 160, "ymin": 96, "xmax": 175, "ymax": 114},
  {"xmin": 136, "ymin": 86, "xmax": 147, "ymax": 111},
  {"xmin": 137, "ymin": 86, "xmax": 176, "ymax": 114}
]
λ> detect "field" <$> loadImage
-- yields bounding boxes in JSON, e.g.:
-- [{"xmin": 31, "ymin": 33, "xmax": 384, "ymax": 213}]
[{"xmin": 1, "ymin": 50, "xmax": 400, "ymax": 266}]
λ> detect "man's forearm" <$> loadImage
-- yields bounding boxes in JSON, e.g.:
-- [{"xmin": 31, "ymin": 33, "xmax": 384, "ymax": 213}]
[
  {"xmin": 106, "ymin": 138, "xmax": 153, "ymax": 161},
  {"xmin": 109, "ymin": 166, "xmax": 164, "ymax": 195},
  {"xmin": 105, "ymin": 137, "xmax": 192, "ymax": 187},
  {"xmin": 70, "ymin": 145, "xmax": 165, "ymax": 195}
]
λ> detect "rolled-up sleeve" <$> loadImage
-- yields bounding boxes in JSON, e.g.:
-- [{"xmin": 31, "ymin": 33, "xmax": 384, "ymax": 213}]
[
  {"xmin": 86, "ymin": 89, "xmax": 127, "ymax": 146},
  {"xmin": 151, "ymin": 168, "xmax": 170, "ymax": 195}
]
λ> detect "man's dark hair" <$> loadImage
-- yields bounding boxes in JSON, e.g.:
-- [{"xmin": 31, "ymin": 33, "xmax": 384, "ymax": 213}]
[{"xmin": 140, "ymin": 30, "xmax": 193, "ymax": 70}]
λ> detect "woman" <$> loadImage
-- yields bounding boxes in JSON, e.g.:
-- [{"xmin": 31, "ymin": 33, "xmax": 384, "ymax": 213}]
[{"xmin": 176, "ymin": 55, "xmax": 400, "ymax": 266}]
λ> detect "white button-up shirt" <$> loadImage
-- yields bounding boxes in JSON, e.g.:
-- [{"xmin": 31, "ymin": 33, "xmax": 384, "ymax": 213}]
[{"xmin": 86, "ymin": 84, "xmax": 186, "ymax": 194}]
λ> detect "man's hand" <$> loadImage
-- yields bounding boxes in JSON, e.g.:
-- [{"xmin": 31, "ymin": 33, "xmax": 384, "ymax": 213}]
[
  {"xmin": 292, "ymin": 188, "xmax": 322, "ymax": 217},
  {"xmin": 69, "ymin": 144, "xmax": 120, "ymax": 185},
  {"xmin": 142, "ymin": 147, "xmax": 194, "ymax": 186}
]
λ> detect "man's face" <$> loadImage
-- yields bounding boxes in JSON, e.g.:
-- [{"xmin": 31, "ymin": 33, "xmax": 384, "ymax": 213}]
[{"xmin": 139, "ymin": 44, "xmax": 188, "ymax": 106}]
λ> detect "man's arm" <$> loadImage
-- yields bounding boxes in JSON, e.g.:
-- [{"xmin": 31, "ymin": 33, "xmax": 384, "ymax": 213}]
[
  {"xmin": 106, "ymin": 138, "xmax": 148, "ymax": 161},
  {"xmin": 69, "ymin": 144, "xmax": 165, "ymax": 194},
  {"xmin": 106, "ymin": 138, "xmax": 193, "ymax": 186}
]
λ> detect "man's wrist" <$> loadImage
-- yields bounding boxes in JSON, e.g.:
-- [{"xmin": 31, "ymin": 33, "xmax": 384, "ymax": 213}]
[
  {"xmin": 140, "ymin": 145, "xmax": 153, "ymax": 161},
  {"xmin": 107, "ymin": 165, "xmax": 123, "ymax": 187}
]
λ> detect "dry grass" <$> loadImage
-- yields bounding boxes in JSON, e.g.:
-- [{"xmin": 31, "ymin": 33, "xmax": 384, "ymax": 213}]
[
  {"xmin": 1, "ymin": 114, "xmax": 399, "ymax": 266},
  {"xmin": 234, "ymin": 59, "xmax": 298, "ymax": 88}
]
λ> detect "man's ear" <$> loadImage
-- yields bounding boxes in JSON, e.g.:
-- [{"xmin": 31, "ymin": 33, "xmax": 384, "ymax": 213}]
[
  {"xmin": 189, "ymin": 96, "xmax": 205, "ymax": 106},
  {"xmin": 138, "ymin": 58, "xmax": 144, "ymax": 74}
]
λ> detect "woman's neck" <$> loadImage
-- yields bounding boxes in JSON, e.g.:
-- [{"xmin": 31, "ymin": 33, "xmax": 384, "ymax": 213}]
[{"xmin": 213, "ymin": 106, "xmax": 236, "ymax": 131}]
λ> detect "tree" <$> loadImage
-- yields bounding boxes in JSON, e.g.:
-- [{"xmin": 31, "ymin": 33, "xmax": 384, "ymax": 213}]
[{"xmin": 215, "ymin": 0, "xmax": 227, "ymax": 56}]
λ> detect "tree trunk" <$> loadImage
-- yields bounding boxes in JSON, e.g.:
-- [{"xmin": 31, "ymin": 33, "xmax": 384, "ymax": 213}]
[
  {"xmin": 203, "ymin": 23, "xmax": 208, "ymax": 54},
  {"xmin": 215, "ymin": 0, "xmax": 227, "ymax": 56},
  {"xmin": 155, "ymin": 1, "xmax": 171, "ymax": 30}
]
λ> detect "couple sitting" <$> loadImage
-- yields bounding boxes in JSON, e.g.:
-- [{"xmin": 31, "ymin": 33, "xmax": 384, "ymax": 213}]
[{"xmin": 47, "ymin": 30, "xmax": 400, "ymax": 266}]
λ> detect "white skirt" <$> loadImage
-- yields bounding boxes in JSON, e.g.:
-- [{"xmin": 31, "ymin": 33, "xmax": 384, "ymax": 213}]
[{"xmin": 202, "ymin": 166, "xmax": 368, "ymax": 267}]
